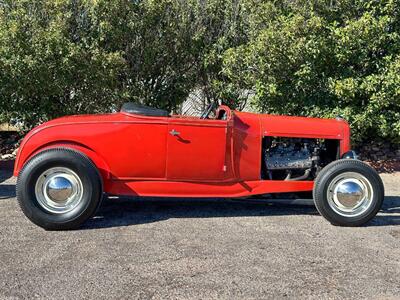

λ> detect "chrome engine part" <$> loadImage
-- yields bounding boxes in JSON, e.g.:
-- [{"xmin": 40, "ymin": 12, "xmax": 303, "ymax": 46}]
[
  {"xmin": 265, "ymin": 143, "xmax": 315, "ymax": 170},
  {"xmin": 263, "ymin": 137, "xmax": 333, "ymax": 181}
]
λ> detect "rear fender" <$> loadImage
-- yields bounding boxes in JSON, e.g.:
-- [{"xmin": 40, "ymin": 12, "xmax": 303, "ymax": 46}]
[{"xmin": 14, "ymin": 141, "xmax": 112, "ymax": 189}]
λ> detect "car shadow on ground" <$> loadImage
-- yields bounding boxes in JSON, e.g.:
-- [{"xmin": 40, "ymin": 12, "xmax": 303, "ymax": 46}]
[
  {"xmin": 0, "ymin": 160, "xmax": 14, "ymax": 184},
  {"xmin": 0, "ymin": 160, "xmax": 16, "ymax": 199},
  {"xmin": 80, "ymin": 195, "xmax": 400, "ymax": 229},
  {"xmin": 82, "ymin": 197, "xmax": 319, "ymax": 229},
  {"xmin": 0, "ymin": 185, "xmax": 16, "ymax": 199},
  {"xmin": 371, "ymin": 196, "xmax": 400, "ymax": 226}
]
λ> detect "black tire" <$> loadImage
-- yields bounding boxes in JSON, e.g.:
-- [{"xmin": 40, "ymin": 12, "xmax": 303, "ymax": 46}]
[
  {"xmin": 17, "ymin": 148, "xmax": 103, "ymax": 230},
  {"xmin": 313, "ymin": 159, "xmax": 384, "ymax": 227}
]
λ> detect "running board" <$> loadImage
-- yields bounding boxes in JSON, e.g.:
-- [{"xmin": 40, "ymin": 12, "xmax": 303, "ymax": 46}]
[
  {"xmin": 261, "ymin": 198, "xmax": 315, "ymax": 206},
  {"xmin": 107, "ymin": 195, "xmax": 315, "ymax": 206},
  {"xmin": 231, "ymin": 197, "xmax": 315, "ymax": 206}
]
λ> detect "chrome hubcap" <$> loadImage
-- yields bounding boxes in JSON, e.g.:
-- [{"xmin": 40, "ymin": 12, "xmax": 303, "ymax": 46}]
[
  {"xmin": 46, "ymin": 177, "xmax": 74, "ymax": 202},
  {"xmin": 336, "ymin": 181, "xmax": 364, "ymax": 208},
  {"xmin": 35, "ymin": 167, "xmax": 83, "ymax": 214},
  {"xmin": 327, "ymin": 172, "xmax": 373, "ymax": 217}
]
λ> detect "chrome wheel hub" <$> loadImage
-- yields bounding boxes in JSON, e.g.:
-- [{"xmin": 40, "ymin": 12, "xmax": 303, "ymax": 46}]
[
  {"xmin": 327, "ymin": 172, "xmax": 373, "ymax": 217},
  {"xmin": 46, "ymin": 177, "xmax": 74, "ymax": 202},
  {"xmin": 35, "ymin": 167, "xmax": 83, "ymax": 214}
]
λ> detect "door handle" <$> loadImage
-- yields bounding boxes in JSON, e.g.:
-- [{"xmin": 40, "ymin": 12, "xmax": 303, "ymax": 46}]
[{"xmin": 169, "ymin": 129, "xmax": 180, "ymax": 136}]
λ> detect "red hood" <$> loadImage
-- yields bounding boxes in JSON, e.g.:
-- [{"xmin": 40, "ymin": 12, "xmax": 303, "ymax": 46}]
[
  {"xmin": 261, "ymin": 114, "xmax": 348, "ymax": 139},
  {"xmin": 234, "ymin": 111, "xmax": 350, "ymax": 149}
]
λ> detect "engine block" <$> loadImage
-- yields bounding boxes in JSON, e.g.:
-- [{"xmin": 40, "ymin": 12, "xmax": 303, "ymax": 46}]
[
  {"xmin": 265, "ymin": 151, "xmax": 313, "ymax": 170},
  {"xmin": 264, "ymin": 138, "xmax": 318, "ymax": 170}
]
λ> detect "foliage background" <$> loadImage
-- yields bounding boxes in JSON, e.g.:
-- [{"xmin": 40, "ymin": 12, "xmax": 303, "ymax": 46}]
[{"xmin": 0, "ymin": 0, "xmax": 399, "ymax": 144}]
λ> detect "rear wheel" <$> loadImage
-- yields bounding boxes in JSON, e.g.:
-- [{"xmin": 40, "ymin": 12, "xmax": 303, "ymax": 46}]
[
  {"xmin": 17, "ymin": 148, "xmax": 103, "ymax": 230},
  {"xmin": 313, "ymin": 159, "xmax": 384, "ymax": 226}
]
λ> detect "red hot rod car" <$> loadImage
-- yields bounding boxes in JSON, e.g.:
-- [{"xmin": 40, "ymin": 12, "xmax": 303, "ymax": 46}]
[{"xmin": 14, "ymin": 103, "xmax": 384, "ymax": 230}]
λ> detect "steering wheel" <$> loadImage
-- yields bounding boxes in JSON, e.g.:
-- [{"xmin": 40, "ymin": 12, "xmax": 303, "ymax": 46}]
[{"xmin": 200, "ymin": 102, "xmax": 216, "ymax": 119}]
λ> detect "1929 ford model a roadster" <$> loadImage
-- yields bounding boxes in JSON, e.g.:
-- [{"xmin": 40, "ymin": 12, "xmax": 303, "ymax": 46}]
[{"xmin": 14, "ymin": 103, "xmax": 384, "ymax": 230}]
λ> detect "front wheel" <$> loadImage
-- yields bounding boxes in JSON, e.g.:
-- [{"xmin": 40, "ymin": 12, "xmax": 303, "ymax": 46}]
[
  {"xmin": 313, "ymin": 159, "xmax": 384, "ymax": 227},
  {"xmin": 17, "ymin": 148, "xmax": 103, "ymax": 230}
]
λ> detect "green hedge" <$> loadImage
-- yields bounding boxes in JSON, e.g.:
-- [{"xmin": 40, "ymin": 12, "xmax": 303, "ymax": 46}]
[
  {"xmin": 0, "ymin": 0, "xmax": 399, "ymax": 144},
  {"xmin": 220, "ymin": 0, "xmax": 400, "ymax": 144}
]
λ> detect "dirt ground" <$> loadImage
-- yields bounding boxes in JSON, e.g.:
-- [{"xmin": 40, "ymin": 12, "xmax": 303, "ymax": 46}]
[{"xmin": 0, "ymin": 160, "xmax": 399, "ymax": 299}]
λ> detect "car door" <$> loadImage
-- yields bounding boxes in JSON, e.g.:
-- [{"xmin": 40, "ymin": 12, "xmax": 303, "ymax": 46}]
[{"xmin": 166, "ymin": 117, "xmax": 230, "ymax": 181}]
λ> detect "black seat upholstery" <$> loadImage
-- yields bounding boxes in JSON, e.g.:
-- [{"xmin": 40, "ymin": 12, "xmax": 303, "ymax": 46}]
[{"xmin": 121, "ymin": 102, "xmax": 169, "ymax": 117}]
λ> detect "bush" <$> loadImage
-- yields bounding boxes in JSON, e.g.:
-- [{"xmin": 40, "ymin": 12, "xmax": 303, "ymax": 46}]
[
  {"xmin": 0, "ymin": 0, "xmax": 208, "ymax": 127},
  {"xmin": 0, "ymin": 1, "xmax": 125, "ymax": 126},
  {"xmin": 219, "ymin": 0, "xmax": 400, "ymax": 144},
  {"xmin": 0, "ymin": 0, "xmax": 399, "ymax": 145}
]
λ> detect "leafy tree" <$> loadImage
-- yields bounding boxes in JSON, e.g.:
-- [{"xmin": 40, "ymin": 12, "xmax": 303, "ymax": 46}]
[
  {"xmin": 0, "ymin": 0, "xmax": 399, "ymax": 145},
  {"xmin": 0, "ymin": 0, "xmax": 205, "ymax": 126},
  {"xmin": 220, "ymin": 0, "xmax": 400, "ymax": 143},
  {"xmin": 0, "ymin": 0, "xmax": 125, "ymax": 126}
]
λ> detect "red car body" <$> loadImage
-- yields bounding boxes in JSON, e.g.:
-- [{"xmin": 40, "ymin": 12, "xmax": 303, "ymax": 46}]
[{"xmin": 14, "ymin": 105, "xmax": 350, "ymax": 198}]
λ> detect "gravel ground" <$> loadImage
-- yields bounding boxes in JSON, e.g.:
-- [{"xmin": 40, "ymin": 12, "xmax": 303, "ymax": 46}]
[{"xmin": 0, "ymin": 160, "xmax": 399, "ymax": 299}]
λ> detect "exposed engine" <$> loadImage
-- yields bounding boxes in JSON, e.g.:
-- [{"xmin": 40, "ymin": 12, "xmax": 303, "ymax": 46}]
[{"xmin": 263, "ymin": 137, "xmax": 339, "ymax": 181}]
